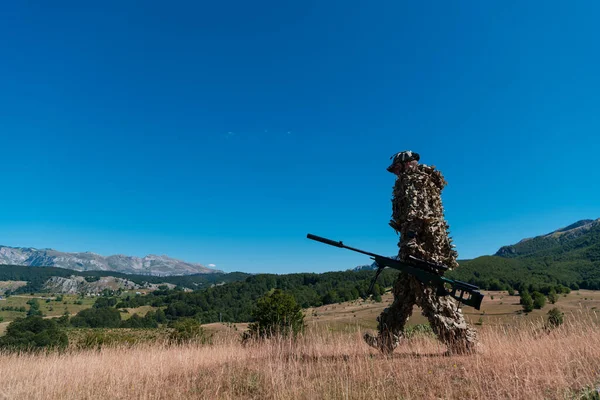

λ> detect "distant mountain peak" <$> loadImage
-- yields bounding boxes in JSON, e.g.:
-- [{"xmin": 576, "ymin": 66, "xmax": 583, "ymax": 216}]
[
  {"xmin": 552, "ymin": 219, "xmax": 595, "ymax": 234},
  {"xmin": 0, "ymin": 244, "xmax": 221, "ymax": 276},
  {"xmin": 495, "ymin": 218, "xmax": 600, "ymax": 257},
  {"xmin": 352, "ymin": 262, "xmax": 378, "ymax": 272}
]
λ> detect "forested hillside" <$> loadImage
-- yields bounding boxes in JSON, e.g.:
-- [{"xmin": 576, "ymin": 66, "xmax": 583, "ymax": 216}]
[
  {"xmin": 495, "ymin": 219, "xmax": 599, "ymax": 257},
  {"xmin": 449, "ymin": 219, "xmax": 600, "ymax": 291},
  {"xmin": 0, "ymin": 263, "xmax": 398, "ymax": 324},
  {"xmin": 115, "ymin": 269, "xmax": 399, "ymax": 323}
]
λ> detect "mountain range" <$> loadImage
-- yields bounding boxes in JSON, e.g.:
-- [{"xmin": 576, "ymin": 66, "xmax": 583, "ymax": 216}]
[
  {"xmin": 1, "ymin": 218, "xmax": 599, "ymax": 284},
  {"xmin": 0, "ymin": 245, "xmax": 221, "ymax": 276}
]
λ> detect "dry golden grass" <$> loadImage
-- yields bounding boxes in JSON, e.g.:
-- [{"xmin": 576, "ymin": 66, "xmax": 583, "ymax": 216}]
[
  {"xmin": 1, "ymin": 311, "xmax": 599, "ymax": 399},
  {"xmin": 304, "ymin": 289, "xmax": 600, "ymax": 331}
]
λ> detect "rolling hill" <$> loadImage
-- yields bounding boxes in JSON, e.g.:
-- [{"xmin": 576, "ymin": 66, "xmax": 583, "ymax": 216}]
[{"xmin": 448, "ymin": 218, "xmax": 600, "ymax": 290}]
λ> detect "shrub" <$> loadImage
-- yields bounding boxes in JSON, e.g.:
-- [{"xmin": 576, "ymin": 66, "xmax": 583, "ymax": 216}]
[
  {"xmin": 0, "ymin": 316, "xmax": 68, "ymax": 351},
  {"xmin": 532, "ymin": 292, "xmax": 546, "ymax": 309},
  {"xmin": 404, "ymin": 324, "xmax": 435, "ymax": 338},
  {"xmin": 93, "ymin": 297, "xmax": 117, "ymax": 309},
  {"xmin": 520, "ymin": 291, "xmax": 534, "ymax": 313},
  {"xmin": 547, "ymin": 289, "xmax": 559, "ymax": 304},
  {"xmin": 168, "ymin": 318, "xmax": 210, "ymax": 344},
  {"xmin": 56, "ymin": 313, "xmax": 70, "ymax": 327},
  {"xmin": 26, "ymin": 298, "xmax": 43, "ymax": 317},
  {"xmin": 372, "ymin": 291, "xmax": 382, "ymax": 302},
  {"xmin": 546, "ymin": 308, "xmax": 564, "ymax": 328},
  {"xmin": 244, "ymin": 289, "xmax": 305, "ymax": 341},
  {"xmin": 70, "ymin": 307, "xmax": 122, "ymax": 328},
  {"xmin": 120, "ymin": 312, "xmax": 159, "ymax": 329}
]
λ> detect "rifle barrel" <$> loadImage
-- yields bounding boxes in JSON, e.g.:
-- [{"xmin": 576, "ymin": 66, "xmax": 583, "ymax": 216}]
[
  {"xmin": 306, "ymin": 234, "xmax": 344, "ymax": 248},
  {"xmin": 306, "ymin": 234, "xmax": 379, "ymax": 258}
]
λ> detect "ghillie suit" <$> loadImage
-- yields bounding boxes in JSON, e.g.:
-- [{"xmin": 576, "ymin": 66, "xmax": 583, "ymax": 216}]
[{"xmin": 364, "ymin": 151, "xmax": 477, "ymax": 355}]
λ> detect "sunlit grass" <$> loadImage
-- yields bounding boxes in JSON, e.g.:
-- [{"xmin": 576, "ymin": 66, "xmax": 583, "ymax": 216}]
[{"xmin": 0, "ymin": 311, "xmax": 598, "ymax": 399}]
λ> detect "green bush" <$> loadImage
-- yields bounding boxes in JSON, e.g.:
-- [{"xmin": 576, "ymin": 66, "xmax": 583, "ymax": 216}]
[
  {"xmin": 372, "ymin": 291, "xmax": 382, "ymax": 302},
  {"xmin": 520, "ymin": 291, "xmax": 534, "ymax": 313},
  {"xmin": 546, "ymin": 308, "xmax": 564, "ymax": 328},
  {"xmin": 532, "ymin": 291, "xmax": 546, "ymax": 309},
  {"xmin": 168, "ymin": 318, "xmax": 210, "ymax": 344},
  {"xmin": 56, "ymin": 313, "xmax": 70, "ymax": 327},
  {"xmin": 547, "ymin": 289, "xmax": 559, "ymax": 304},
  {"xmin": 245, "ymin": 289, "xmax": 305, "ymax": 340},
  {"xmin": 120, "ymin": 312, "xmax": 159, "ymax": 329},
  {"xmin": 26, "ymin": 298, "xmax": 43, "ymax": 317},
  {"xmin": 71, "ymin": 307, "xmax": 122, "ymax": 328},
  {"xmin": 93, "ymin": 297, "xmax": 118, "ymax": 308},
  {"xmin": 404, "ymin": 324, "xmax": 435, "ymax": 338},
  {"xmin": 0, "ymin": 316, "xmax": 68, "ymax": 351}
]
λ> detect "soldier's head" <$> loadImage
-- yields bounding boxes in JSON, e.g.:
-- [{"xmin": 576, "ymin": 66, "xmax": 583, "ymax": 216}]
[{"xmin": 387, "ymin": 150, "xmax": 420, "ymax": 175}]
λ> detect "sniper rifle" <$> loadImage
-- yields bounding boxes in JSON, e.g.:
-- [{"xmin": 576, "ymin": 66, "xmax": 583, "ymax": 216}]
[{"xmin": 306, "ymin": 233, "xmax": 484, "ymax": 310}]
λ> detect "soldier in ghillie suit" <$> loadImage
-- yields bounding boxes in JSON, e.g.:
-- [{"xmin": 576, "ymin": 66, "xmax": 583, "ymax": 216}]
[{"xmin": 364, "ymin": 151, "xmax": 477, "ymax": 355}]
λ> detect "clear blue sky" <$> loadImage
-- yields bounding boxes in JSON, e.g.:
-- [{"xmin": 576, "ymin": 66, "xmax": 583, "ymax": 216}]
[{"xmin": 1, "ymin": 1, "xmax": 599, "ymax": 274}]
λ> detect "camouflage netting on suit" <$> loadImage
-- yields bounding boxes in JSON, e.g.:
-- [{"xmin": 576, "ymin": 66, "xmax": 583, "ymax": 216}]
[
  {"xmin": 389, "ymin": 163, "xmax": 458, "ymax": 269},
  {"xmin": 364, "ymin": 156, "xmax": 477, "ymax": 355}
]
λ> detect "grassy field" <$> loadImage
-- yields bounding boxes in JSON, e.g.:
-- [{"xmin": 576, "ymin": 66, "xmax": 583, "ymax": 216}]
[
  {"xmin": 2, "ymin": 288, "xmax": 599, "ymax": 336},
  {"xmin": 120, "ymin": 305, "xmax": 156, "ymax": 320},
  {"xmin": 303, "ymin": 289, "xmax": 600, "ymax": 332},
  {"xmin": 0, "ymin": 294, "xmax": 97, "ymax": 335},
  {"xmin": 0, "ymin": 293, "xmax": 160, "ymax": 333},
  {"xmin": 0, "ymin": 289, "xmax": 599, "ymax": 398},
  {"xmin": 0, "ymin": 312, "xmax": 599, "ymax": 399}
]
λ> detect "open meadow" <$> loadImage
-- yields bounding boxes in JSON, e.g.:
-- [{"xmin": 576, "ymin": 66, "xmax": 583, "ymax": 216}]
[
  {"xmin": 0, "ymin": 290, "xmax": 599, "ymax": 399},
  {"xmin": 0, "ymin": 294, "xmax": 97, "ymax": 335},
  {"xmin": 0, "ymin": 312, "xmax": 599, "ymax": 399},
  {"xmin": 303, "ymin": 289, "xmax": 600, "ymax": 331}
]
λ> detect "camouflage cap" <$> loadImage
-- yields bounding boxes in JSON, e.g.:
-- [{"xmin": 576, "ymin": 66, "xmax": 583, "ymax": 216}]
[
  {"xmin": 387, "ymin": 150, "xmax": 420, "ymax": 174},
  {"xmin": 389, "ymin": 150, "xmax": 420, "ymax": 164}
]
